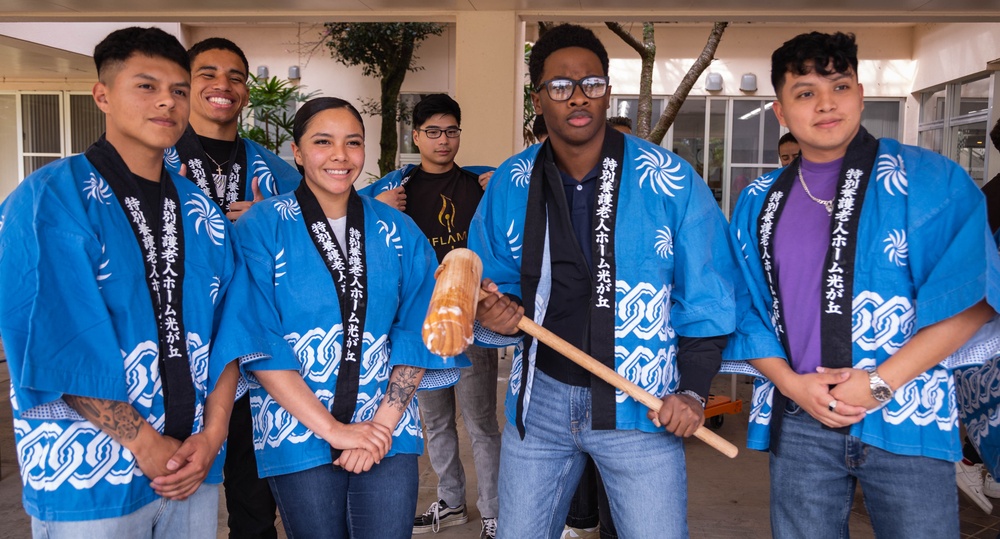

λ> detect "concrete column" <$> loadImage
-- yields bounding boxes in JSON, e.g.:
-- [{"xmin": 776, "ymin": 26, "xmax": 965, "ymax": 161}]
[{"xmin": 454, "ymin": 11, "xmax": 523, "ymax": 168}]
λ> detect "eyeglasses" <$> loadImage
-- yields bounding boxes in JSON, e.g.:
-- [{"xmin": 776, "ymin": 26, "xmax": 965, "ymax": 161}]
[
  {"xmin": 418, "ymin": 127, "xmax": 462, "ymax": 139},
  {"xmin": 535, "ymin": 76, "xmax": 610, "ymax": 101}
]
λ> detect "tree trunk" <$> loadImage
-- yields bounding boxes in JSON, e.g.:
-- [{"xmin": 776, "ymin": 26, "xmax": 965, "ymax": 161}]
[
  {"xmin": 605, "ymin": 23, "xmax": 656, "ymax": 138},
  {"xmin": 636, "ymin": 23, "xmax": 655, "ymax": 139},
  {"xmin": 377, "ymin": 37, "xmax": 416, "ymax": 176},
  {"xmin": 648, "ymin": 22, "xmax": 728, "ymax": 145}
]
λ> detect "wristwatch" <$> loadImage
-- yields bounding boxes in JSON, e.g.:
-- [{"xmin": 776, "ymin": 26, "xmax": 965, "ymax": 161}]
[
  {"xmin": 868, "ymin": 369, "xmax": 893, "ymax": 403},
  {"xmin": 678, "ymin": 390, "xmax": 706, "ymax": 408}
]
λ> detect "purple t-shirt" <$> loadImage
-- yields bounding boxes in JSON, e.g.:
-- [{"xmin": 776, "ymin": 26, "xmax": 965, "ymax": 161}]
[{"xmin": 773, "ymin": 157, "xmax": 842, "ymax": 374}]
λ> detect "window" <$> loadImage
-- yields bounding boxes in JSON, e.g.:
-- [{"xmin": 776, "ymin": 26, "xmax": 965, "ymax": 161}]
[
  {"xmin": 0, "ymin": 91, "xmax": 106, "ymax": 200},
  {"xmin": 918, "ymin": 75, "xmax": 993, "ymax": 185},
  {"xmin": 398, "ymin": 93, "xmax": 432, "ymax": 167},
  {"xmin": 612, "ymin": 94, "xmax": 905, "ymax": 216},
  {"xmin": 0, "ymin": 95, "xmax": 18, "ymax": 200},
  {"xmin": 611, "ymin": 97, "xmax": 664, "ymax": 130}
]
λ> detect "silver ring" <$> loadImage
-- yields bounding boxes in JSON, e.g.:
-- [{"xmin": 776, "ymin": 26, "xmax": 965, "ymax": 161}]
[{"xmin": 828, "ymin": 400, "xmax": 837, "ymax": 412}]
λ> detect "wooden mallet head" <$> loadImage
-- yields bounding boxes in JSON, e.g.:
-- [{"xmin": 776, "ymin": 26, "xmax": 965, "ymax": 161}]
[{"xmin": 423, "ymin": 248, "xmax": 483, "ymax": 358}]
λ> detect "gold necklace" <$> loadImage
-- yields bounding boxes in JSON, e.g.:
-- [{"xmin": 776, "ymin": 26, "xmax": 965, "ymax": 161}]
[
  {"xmin": 204, "ymin": 153, "xmax": 229, "ymax": 177},
  {"xmin": 797, "ymin": 165, "xmax": 833, "ymax": 215}
]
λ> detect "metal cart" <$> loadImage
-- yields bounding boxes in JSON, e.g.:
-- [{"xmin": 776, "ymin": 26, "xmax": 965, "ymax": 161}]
[{"xmin": 704, "ymin": 374, "xmax": 743, "ymax": 429}]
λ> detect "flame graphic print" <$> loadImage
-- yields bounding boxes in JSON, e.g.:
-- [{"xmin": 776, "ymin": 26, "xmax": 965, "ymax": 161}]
[{"xmin": 438, "ymin": 194, "xmax": 456, "ymax": 233}]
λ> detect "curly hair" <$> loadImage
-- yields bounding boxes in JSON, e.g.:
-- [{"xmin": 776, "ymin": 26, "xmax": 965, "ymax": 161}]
[
  {"xmin": 771, "ymin": 32, "xmax": 858, "ymax": 95},
  {"xmin": 528, "ymin": 24, "xmax": 609, "ymax": 88}
]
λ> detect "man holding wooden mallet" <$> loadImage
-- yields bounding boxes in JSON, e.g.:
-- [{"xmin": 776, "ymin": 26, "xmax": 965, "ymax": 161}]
[{"xmin": 467, "ymin": 24, "xmax": 740, "ymax": 539}]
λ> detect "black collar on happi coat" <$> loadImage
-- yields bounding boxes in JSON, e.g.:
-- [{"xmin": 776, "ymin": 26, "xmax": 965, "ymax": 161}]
[
  {"xmin": 295, "ymin": 181, "xmax": 368, "ymax": 460},
  {"xmin": 174, "ymin": 126, "xmax": 246, "ymax": 212},
  {"xmin": 755, "ymin": 126, "xmax": 879, "ymax": 450},
  {"xmin": 85, "ymin": 135, "xmax": 195, "ymax": 441},
  {"xmin": 518, "ymin": 126, "xmax": 626, "ymax": 437}
]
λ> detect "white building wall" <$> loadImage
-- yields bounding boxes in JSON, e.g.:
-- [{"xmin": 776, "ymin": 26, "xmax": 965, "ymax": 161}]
[{"xmin": 595, "ymin": 24, "xmax": 918, "ymax": 142}]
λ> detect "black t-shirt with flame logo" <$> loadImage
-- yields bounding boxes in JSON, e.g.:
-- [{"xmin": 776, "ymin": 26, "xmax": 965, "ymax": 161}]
[{"xmin": 404, "ymin": 165, "xmax": 484, "ymax": 263}]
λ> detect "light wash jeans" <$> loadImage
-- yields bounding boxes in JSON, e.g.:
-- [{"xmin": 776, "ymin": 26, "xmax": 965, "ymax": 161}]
[
  {"xmin": 31, "ymin": 483, "xmax": 218, "ymax": 539},
  {"xmin": 268, "ymin": 454, "xmax": 418, "ymax": 539},
  {"xmin": 497, "ymin": 369, "xmax": 688, "ymax": 539},
  {"xmin": 419, "ymin": 344, "xmax": 501, "ymax": 518},
  {"xmin": 770, "ymin": 401, "xmax": 959, "ymax": 539}
]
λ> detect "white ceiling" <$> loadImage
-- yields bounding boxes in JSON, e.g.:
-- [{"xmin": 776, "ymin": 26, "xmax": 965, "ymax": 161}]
[
  {"xmin": 3, "ymin": 0, "xmax": 1000, "ymax": 81},
  {"xmin": 2, "ymin": 0, "xmax": 1000, "ymax": 23}
]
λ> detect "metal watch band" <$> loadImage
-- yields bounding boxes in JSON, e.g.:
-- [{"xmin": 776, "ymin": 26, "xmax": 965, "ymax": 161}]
[{"xmin": 678, "ymin": 390, "xmax": 706, "ymax": 408}]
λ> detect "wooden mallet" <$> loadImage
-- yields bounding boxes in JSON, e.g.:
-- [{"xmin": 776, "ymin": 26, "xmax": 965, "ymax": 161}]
[{"xmin": 423, "ymin": 248, "xmax": 738, "ymax": 458}]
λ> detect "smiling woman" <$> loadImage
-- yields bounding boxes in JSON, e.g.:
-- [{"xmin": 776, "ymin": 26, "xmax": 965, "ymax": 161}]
[
  {"xmin": 291, "ymin": 99, "xmax": 366, "ymax": 218},
  {"xmin": 212, "ymin": 97, "xmax": 468, "ymax": 539}
]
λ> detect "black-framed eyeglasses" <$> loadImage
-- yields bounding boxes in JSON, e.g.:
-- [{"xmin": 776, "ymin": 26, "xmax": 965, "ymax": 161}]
[
  {"xmin": 418, "ymin": 127, "xmax": 462, "ymax": 139},
  {"xmin": 535, "ymin": 76, "xmax": 610, "ymax": 101}
]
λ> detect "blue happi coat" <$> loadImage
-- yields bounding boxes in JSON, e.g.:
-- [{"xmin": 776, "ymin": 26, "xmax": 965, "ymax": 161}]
[
  {"xmin": 0, "ymin": 155, "xmax": 241, "ymax": 521},
  {"xmin": 165, "ymin": 138, "xmax": 300, "ymax": 199},
  {"xmin": 358, "ymin": 163, "xmax": 495, "ymax": 199},
  {"xmin": 213, "ymin": 192, "xmax": 467, "ymax": 478},
  {"xmin": 468, "ymin": 137, "xmax": 738, "ymax": 433},
  {"xmin": 725, "ymin": 138, "xmax": 1000, "ymax": 461}
]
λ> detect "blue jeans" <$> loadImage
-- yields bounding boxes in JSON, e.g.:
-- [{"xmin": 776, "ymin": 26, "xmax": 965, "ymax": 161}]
[
  {"xmin": 268, "ymin": 454, "xmax": 418, "ymax": 539},
  {"xmin": 31, "ymin": 483, "xmax": 218, "ymax": 539},
  {"xmin": 419, "ymin": 344, "xmax": 501, "ymax": 517},
  {"xmin": 498, "ymin": 369, "xmax": 688, "ymax": 539},
  {"xmin": 770, "ymin": 402, "xmax": 959, "ymax": 539}
]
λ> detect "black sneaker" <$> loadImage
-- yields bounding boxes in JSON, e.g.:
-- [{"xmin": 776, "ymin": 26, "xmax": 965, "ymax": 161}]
[
  {"xmin": 412, "ymin": 499, "xmax": 468, "ymax": 534},
  {"xmin": 480, "ymin": 517, "xmax": 497, "ymax": 539}
]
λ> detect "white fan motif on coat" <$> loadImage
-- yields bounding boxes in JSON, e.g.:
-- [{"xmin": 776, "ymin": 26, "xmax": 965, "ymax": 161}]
[
  {"xmin": 84, "ymin": 173, "xmax": 113, "ymax": 204},
  {"xmin": 97, "ymin": 244, "xmax": 112, "ymax": 285},
  {"xmin": 654, "ymin": 227, "xmax": 673, "ymax": 258},
  {"xmin": 378, "ymin": 220, "xmax": 402, "ymax": 251},
  {"xmin": 875, "ymin": 154, "xmax": 908, "ymax": 196},
  {"xmin": 274, "ymin": 249, "xmax": 287, "ymax": 284},
  {"xmin": 506, "ymin": 220, "xmax": 522, "ymax": 260},
  {"xmin": 273, "ymin": 199, "xmax": 300, "ymax": 221},
  {"xmin": 163, "ymin": 147, "xmax": 181, "ymax": 169},
  {"xmin": 252, "ymin": 157, "xmax": 276, "ymax": 195},
  {"xmin": 636, "ymin": 148, "xmax": 684, "ymax": 196},
  {"xmin": 186, "ymin": 194, "xmax": 226, "ymax": 246},
  {"xmin": 883, "ymin": 229, "xmax": 908, "ymax": 267},
  {"xmin": 510, "ymin": 158, "xmax": 534, "ymax": 188}
]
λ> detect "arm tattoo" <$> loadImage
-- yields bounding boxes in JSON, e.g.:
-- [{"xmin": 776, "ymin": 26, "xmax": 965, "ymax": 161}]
[
  {"xmin": 385, "ymin": 366, "xmax": 423, "ymax": 412},
  {"xmin": 63, "ymin": 395, "xmax": 143, "ymax": 443}
]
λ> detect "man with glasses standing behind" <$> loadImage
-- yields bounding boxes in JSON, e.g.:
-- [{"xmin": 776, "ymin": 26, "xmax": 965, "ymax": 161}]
[
  {"xmin": 469, "ymin": 24, "xmax": 737, "ymax": 539},
  {"xmin": 360, "ymin": 93, "xmax": 500, "ymax": 539}
]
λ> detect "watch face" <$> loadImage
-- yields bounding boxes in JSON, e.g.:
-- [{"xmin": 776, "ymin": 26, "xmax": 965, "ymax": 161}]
[{"xmin": 873, "ymin": 385, "xmax": 892, "ymax": 402}]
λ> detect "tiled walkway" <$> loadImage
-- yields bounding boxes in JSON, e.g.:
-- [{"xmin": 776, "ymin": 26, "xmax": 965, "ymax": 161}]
[{"xmin": 0, "ymin": 342, "xmax": 997, "ymax": 538}]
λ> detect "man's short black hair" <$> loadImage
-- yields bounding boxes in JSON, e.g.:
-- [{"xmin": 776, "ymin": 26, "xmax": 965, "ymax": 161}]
[
  {"xmin": 413, "ymin": 93, "xmax": 461, "ymax": 127},
  {"xmin": 532, "ymin": 115, "xmax": 547, "ymax": 139},
  {"xmin": 529, "ymin": 24, "xmax": 609, "ymax": 88},
  {"xmin": 991, "ymin": 118, "xmax": 1000, "ymax": 152},
  {"xmin": 778, "ymin": 132, "xmax": 798, "ymax": 146},
  {"xmin": 771, "ymin": 32, "xmax": 858, "ymax": 96},
  {"xmin": 93, "ymin": 27, "xmax": 190, "ymax": 82},
  {"xmin": 608, "ymin": 116, "xmax": 632, "ymax": 131},
  {"xmin": 188, "ymin": 37, "xmax": 249, "ymax": 76}
]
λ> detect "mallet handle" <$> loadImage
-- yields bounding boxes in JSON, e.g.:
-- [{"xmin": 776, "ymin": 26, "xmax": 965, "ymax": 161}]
[{"xmin": 490, "ymin": 291, "xmax": 738, "ymax": 458}]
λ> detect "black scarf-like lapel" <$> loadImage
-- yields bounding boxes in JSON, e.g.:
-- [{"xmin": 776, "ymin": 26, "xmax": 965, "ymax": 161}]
[
  {"xmin": 518, "ymin": 127, "xmax": 626, "ymax": 436},
  {"xmin": 295, "ymin": 182, "xmax": 368, "ymax": 460},
  {"xmin": 174, "ymin": 126, "xmax": 247, "ymax": 212},
  {"xmin": 757, "ymin": 126, "xmax": 879, "ymax": 450},
  {"xmin": 85, "ymin": 135, "xmax": 195, "ymax": 441}
]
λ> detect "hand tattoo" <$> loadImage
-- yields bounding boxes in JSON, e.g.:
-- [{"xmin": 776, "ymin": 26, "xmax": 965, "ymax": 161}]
[
  {"xmin": 385, "ymin": 366, "xmax": 422, "ymax": 412},
  {"xmin": 64, "ymin": 395, "xmax": 143, "ymax": 443}
]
